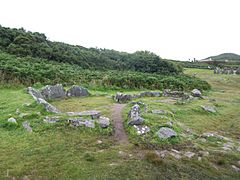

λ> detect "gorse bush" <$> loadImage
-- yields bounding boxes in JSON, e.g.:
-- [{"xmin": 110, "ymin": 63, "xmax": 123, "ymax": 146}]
[
  {"xmin": 0, "ymin": 52, "xmax": 210, "ymax": 91},
  {"xmin": 0, "ymin": 25, "xmax": 181, "ymax": 75}
]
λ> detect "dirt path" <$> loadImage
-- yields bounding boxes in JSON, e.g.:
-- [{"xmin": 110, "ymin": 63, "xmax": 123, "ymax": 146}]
[{"xmin": 111, "ymin": 104, "xmax": 129, "ymax": 144}]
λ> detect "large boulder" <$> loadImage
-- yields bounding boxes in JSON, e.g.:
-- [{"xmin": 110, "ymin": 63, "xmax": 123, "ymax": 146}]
[
  {"xmin": 66, "ymin": 85, "xmax": 89, "ymax": 97},
  {"xmin": 27, "ymin": 87, "xmax": 45, "ymax": 100},
  {"xmin": 191, "ymin": 89, "xmax": 202, "ymax": 97},
  {"xmin": 157, "ymin": 127, "xmax": 177, "ymax": 139},
  {"xmin": 41, "ymin": 84, "xmax": 66, "ymax": 100},
  {"xmin": 114, "ymin": 92, "xmax": 132, "ymax": 103}
]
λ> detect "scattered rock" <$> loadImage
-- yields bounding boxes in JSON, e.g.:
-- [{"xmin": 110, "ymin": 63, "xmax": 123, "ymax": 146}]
[
  {"xmin": 16, "ymin": 108, "xmax": 20, "ymax": 114},
  {"xmin": 27, "ymin": 87, "xmax": 45, "ymax": 101},
  {"xmin": 19, "ymin": 113, "xmax": 28, "ymax": 118},
  {"xmin": 8, "ymin": 117, "xmax": 17, "ymax": 123},
  {"xmin": 67, "ymin": 110, "xmax": 101, "ymax": 119},
  {"xmin": 198, "ymin": 157, "xmax": 202, "ymax": 161},
  {"xmin": 68, "ymin": 118, "xmax": 95, "ymax": 128},
  {"xmin": 97, "ymin": 140, "xmax": 102, "ymax": 144},
  {"xmin": 22, "ymin": 121, "xmax": 32, "ymax": 132},
  {"xmin": 37, "ymin": 98, "xmax": 60, "ymax": 113},
  {"xmin": 191, "ymin": 89, "xmax": 202, "ymax": 97},
  {"xmin": 41, "ymin": 84, "xmax": 65, "ymax": 100},
  {"xmin": 133, "ymin": 125, "xmax": 150, "ymax": 135},
  {"xmin": 201, "ymin": 105, "xmax": 217, "ymax": 113},
  {"xmin": 43, "ymin": 116, "xmax": 60, "ymax": 123},
  {"xmin": 131, "ymin": 101, "xmax": 148, "ymax": 112},
  {"xmin": 97, "ymin": 116, "xmax": 110, "ymax": 128},
  {"xmin": 184, "ymin": 151, "xmax": 195, "ymax": 158},
  {"xmin": 157, "ymin": 127, "xmax": 177, "ymax": 139},
  {"xmin": 66, "ymin": 85, "xmax": 89, "ymax": 97},
  {"xmin": 163, "ymin": 89, "xmax": 184, "ymax": 97}
]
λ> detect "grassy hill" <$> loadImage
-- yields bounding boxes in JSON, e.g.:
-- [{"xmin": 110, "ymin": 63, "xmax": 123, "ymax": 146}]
[{"xmin": 204, "ymin": 53, "xmax": 240, "ymax": 61}]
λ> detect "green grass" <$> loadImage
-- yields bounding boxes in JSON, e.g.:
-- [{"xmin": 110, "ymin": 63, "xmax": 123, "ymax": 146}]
[{"xmin": 0, "ymin": 68, "xmax": 240, "ymax": 179}]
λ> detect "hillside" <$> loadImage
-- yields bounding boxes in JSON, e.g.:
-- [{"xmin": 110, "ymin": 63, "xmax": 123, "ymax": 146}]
[
  {"xmin": 204, "ymin": 53, "xmax": 240, "ymax": 61},
  {"xmin": 0, "ymin": 25, "xmax": 181, "ymax": 75}
]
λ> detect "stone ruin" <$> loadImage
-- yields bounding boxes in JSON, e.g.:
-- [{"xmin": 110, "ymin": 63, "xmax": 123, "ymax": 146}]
[
  {"xmin": 24, "ymin": 84, "xmax": 110, "ymax": 132},
  {"xmin": 214, "ymin": 67, "xmax": 240, "ymax": 75}
]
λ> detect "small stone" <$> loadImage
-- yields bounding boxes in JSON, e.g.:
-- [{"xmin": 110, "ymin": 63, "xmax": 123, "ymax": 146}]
[
  {"xmin": 43, "ymin": 116, "xmax": 59, "ymax": 123},
  {"xmin": 191, "ymin": 89, "xmax": 202, "ymax": 97},
  {"xmin": 198, "ymin": 157, "xmax": 202, "ymax": 161},
  {"xmin": 199, "ymin": 151, "xmax": 209, "ymax": 157},
  {"xmin": 201, "ymin": 105, "xmax": 217, "ymax": 113},
  {"xmin": 151, "ymin": 109, "xmax": 168, "ymax": 114},
  {"xmin": 97, "ymin": 140, "xmax": 102, "ymax": 144},
  {"xmin": 170, "ymin": 152, "xmax": 182, "ymax": 159},
  {"xmin": 8, "ymin": 117, "xmax": 17, "ymax": 123},
  {"xmin": 184, "ymin": 151, "xmax": 195, "ymax": 158},
  {"xmin": 16, "ymin": 108, "xmax": 20, "ymax": 114},
  {"xmin": 22, "ymin": 121, "xmax": 32, "ymax": 132}
]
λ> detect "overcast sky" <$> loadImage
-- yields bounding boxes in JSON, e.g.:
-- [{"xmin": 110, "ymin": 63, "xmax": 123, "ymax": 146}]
[{"xmin": 0, "ymin": 0, "xmax": 239, "ymax": 60}]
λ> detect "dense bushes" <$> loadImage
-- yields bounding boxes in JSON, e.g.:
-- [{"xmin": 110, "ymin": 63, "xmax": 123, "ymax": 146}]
[
  {"xmin": 0, "ymin": 52, "xmax": 210, "ymax": 91},
  {"xmin": 0, "ymin": 25, "xmax": 181, "ymax": 75}
]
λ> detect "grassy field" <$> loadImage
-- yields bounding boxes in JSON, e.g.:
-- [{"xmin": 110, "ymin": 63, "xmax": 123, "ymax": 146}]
[{"xmin": 0, "ymin": 68, "xmax": 239, "ymax": 179}]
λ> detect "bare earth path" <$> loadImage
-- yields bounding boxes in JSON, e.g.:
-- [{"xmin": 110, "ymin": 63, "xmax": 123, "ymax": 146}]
[{"xmin": 111, "ymin": 104, "xmax": 129, "ymax": 144}]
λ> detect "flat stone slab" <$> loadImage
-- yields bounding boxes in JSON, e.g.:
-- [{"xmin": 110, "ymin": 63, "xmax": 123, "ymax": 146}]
[
  {"xmin": 67, "ymin": 110, "xmax": 101, "ymax": 119},
  {"xmin": 43, "ymin": 116, "xmax": 60, "ymax": 123},
  {"xmin": 68, "ymin": 118, "xmax": 95, "ymax": 128},
  {"xmin": 151, "ymin": 109, "xmax": 168, "ymax": 114}
]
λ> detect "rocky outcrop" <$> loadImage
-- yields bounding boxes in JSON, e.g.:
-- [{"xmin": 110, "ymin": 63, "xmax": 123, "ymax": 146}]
[
  {"xmin": 157, "ymin": 127, "xmax": 177, "ymax": 139},
  {"xmin": 66, "ymin": 85, "xmax": 89, "ymax": 97},
  {"xmin": 41, "ymin": 84, "xmax": 66, "ymax": 100}
]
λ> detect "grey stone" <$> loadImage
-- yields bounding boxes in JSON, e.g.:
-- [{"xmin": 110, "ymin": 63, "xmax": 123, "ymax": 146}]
[
  {"xmin": 191, "ymin": 89, "xmax": 202, "ymax": 97},
  {"xmin": 139, "ymin": 91, "xmax": 161, "ymax": 97},
  {"xmin": 128, "ymin": 117, "xmax": 144, "ymax": 125},
  {"xmin": 128, "ymin": 104, "xmax": 140, "ymax": 119},
  {"xmin": 201, "ymin": 105, "xmax": 217, "ymax": 113},
  {"xmin": 114, "ymin": 92, "xmax": 132, "ymax": 103},
  {"xmin": 163, "ymin": 89, "xmax": 184, "ymax": 97},
  {"xmin": 43, "ymin": 116, "xmax": 60, "ymax": 123},
  {"xmin": 27, "ymin": 87, "xmax": 44, "ymax": 100},
  {"xmin": 37, "ymin": 98, "xmax": 60, "ymax": 113},
  {"xmin": 157, "ymin": 127, "xmax": 177, "ymax": 139},
  {"xmin": 97, "ymin": 116, "xmax": 110, "ymax": 128},
  {"xmin": 8, "ymin": 117, "xmax": 17, "ymax": 123},
  {"xmin": 231, "ymin": 165, "xmax": 240, "ymax": 172},
  {"xmin": 41, "ymin": 84, "xmax": 65, "ymax": 100},
  {"xmin": 68, "ymin": 118, "xmax": 95, "ymax": 128},
  {"xmin": 184, "ymin": 151, "xmax": 195, "ymax": 158},
  {"xmin": 22, "ymin": 121, "xmax": 32, "ymax": 132},
  {"xmin": 131, "ymin": 101, "xmax": 148, "ymax": 112},
  {"xmin": 67, "ymin": 110, "xmax": 101, "ymax": 119},
  {"xmin": 66, "ymin": 85, "xmax": 89, "ymax": 97},
  {"xmin": 151, "ymin": 109, "xmax": 167, "ymax": 114},
  {"xmin": 169, "ymin": 152, "xmax": 182, "ymax": 159},
  {"xmin": 199, "ymin": 151, "xmax": 209, "ymax": 157}
]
